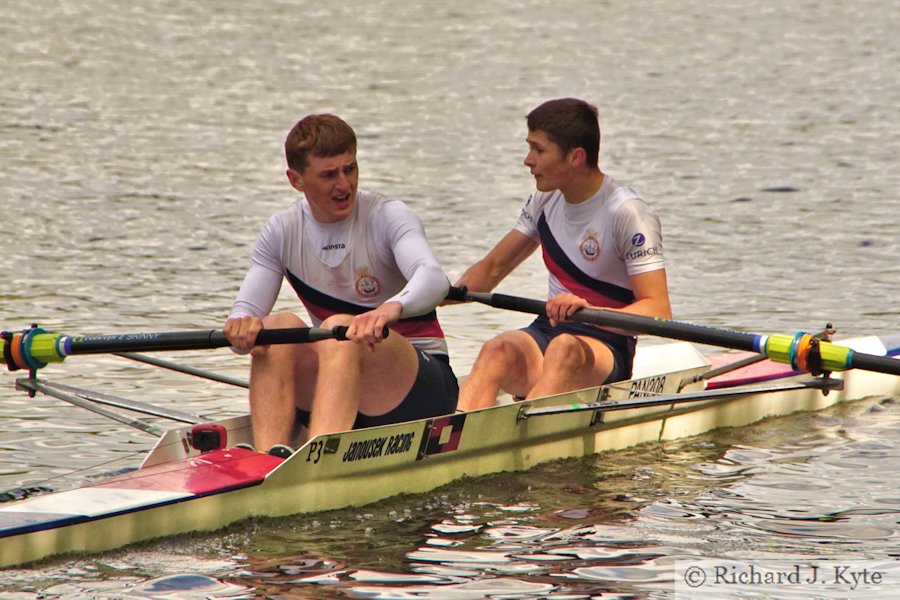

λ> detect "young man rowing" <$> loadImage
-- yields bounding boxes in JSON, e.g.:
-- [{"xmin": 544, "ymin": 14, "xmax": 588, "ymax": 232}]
[
  {"xmin": 224, "ymin": 114, "xmax": 458, "ymax": 457},
  {"xmin": 455, "ymin": 98, "xmax": 672, "ymax": 410}
]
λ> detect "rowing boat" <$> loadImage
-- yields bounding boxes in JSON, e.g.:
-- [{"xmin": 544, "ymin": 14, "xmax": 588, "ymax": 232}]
[{"xmin": 1, "ymin": 299, "xmax": 899, "ymax": 568}]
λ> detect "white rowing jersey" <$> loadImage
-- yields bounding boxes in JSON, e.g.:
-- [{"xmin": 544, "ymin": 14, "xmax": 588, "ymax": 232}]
[
  {"xmin": 513, "ymin": 174, "xmax": 665, "ymax": 308},
  {"xmin": 230, "ymin": 190, "xmax": 449, "ymax": 356}
]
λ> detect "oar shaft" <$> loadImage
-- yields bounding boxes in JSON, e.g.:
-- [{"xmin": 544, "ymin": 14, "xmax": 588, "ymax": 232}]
[
  {"xmin": 67, "ymin": 330, "xmax": 233, "ymax": 354},
  {"xmin": 474, "ymin": 291, "xmax": 760, "ymax": 351},
  {"xmin": 455, "ymin": 288, "xmax": 900, "ymax": 377},
  {"xmin": 16, "ymin": 378, "xmax": 166, "ymax": 436},
  {"xmin": 523, "ymin": 378, "xmax": 843, "ymax": 418},
  {"xmin": 32, "ymin": 379, "xmax": 205, "ymax": 424},
  {"xmin": 115, "ymin": 352, "xmax": 250, "ymax": 389},
  {"xmin": 1, "ymin": 325, "xmax": 357, "ymax": 371},
  {"xmin": 847, "ymin": 352, "xmax": 900, "ymax": 377},
  {"xmin": 66, "ymin": 326, "xmax": 350, "ymax": 354}
]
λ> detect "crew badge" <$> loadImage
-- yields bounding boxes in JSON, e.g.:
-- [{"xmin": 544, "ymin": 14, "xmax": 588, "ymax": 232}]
[
  {"xmin": 579, "ymin": 230, "xmax": 601, "ymax": 261},
  {"xmin": 355, "ymin": 268, "xmax": 381, "ymax": 298}
]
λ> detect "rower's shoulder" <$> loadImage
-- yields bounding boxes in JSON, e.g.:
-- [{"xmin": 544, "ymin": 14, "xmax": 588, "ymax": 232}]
[
  {"xmin": 606, "ymin": 183, "xmax": 655, "ymax": 217},
  {"xmin": 525, "ymin": 189, "xmax": 564, "ymax": 213},
  {"xmin": 262, "ymin": 200, "xmax": 304, "ymax": 233},
  {"xmin": 364, "ymin": 189, "xmax": 420, "ymax": 223}
]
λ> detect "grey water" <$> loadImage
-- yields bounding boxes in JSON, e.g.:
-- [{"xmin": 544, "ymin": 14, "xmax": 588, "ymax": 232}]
[{"xmin": 1, "ymin": 0, "xmax": 898, "ymax": 597}]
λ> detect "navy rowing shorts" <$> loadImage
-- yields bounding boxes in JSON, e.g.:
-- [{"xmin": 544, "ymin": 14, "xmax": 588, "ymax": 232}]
[
  {"xmin": 521, "ymin": 315, "xmax": 636, "ymax": 383},
  {"xmin": 293, "ymin": 349, "xmax": 458, "ymax": 431}
]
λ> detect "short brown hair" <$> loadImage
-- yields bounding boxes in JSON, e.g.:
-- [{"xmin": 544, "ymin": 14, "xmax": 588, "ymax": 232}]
[
  {"xmin": 526, "ymin": 98, "xmax": 600, "ymax": 168},
  {"xmin": 284, "ymin": 114, "xmax": 357, "ymax": 172}
]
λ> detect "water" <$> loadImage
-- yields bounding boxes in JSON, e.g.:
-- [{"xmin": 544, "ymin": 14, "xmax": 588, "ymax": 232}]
[{"xmin": 1, "ymin": 0, "xmax": 898, "ymax": 597}]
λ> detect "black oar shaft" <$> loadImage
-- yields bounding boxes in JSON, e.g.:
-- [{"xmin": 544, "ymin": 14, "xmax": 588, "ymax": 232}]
[
  {"xmin": 65, "ymin": 326, "xmax": 352, "ymax": 356},
  {"xmin": 3, "ymin": 324, "xmax": 389, "ymax": 371},
  {"xmin": 67, "ymin": 330, "xmax": 231, "ymax": 354},
  {"xmin": 452, "ymin": 288, "xmax": 900, "ymax": 377},
  {"xmin": 848, "ymin": 352, "xmax": 900, "ymax": 376},
  {"xmin": 470, "ymin": 291, "xmax": 760, "ymax": 351}
]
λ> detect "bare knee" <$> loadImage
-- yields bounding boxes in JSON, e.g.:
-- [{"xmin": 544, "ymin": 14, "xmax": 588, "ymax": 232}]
[
  {"xmin": 475, "ymin": 336, "xmax": 522, "ymax": 370},
  {"xmin": 262, "ymin": 312, "xmax": 307, "ymax": 328},
  {"xmin": 544, "ymin": 335, "xmax": 589, "ymax": 369},
  {"xmin": 254, "ymin": 312, "xmax": 314, "ymax": 367},
  {"xmin": 459, "ymin": 332, "xmax": 541, "ymax": 408},
  {"xmin": 317, "ymin": 313, "xmax": 366, "ymax": 363},
  {"xmin": 542, "ymin": 335, "xmax": 614, "ymax": 384}
]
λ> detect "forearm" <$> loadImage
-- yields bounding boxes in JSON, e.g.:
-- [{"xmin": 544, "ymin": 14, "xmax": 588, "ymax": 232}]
[
  {"xmin": 454, "ymin": 230, "xmax": 538, "ymax": 293},
  {"xmin": 593, "ymin": 268, "xmax": 672, "ymax": 335},
  {"xmin": 611, "ymin": 294, "xmax": 672, "ymax": 320},
  {"xmin": 385, "ymin": 262, "xmax": 449, "ymax": 317},
  {"xmin": 455, "ymin": 258, "xmax": 509, "ymax": 293}
]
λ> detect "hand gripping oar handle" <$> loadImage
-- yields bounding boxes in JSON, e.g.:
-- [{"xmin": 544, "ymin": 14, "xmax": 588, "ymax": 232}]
[
  {"xmin": 447, "ymin": 286, "xmax": 900, "ymax": 377},
  {"xmin": 1, "ymin": 325, "xmax": 387, "ymax": 371}
]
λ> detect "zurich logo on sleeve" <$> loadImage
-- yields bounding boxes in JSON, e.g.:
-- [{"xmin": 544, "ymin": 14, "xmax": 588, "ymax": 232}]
[{"xmin": 631, "ymin": 233, "xmax": 646, "ymax": 247}]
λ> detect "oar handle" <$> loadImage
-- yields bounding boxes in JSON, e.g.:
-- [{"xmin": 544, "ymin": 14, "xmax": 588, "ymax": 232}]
[
  {"xmin": 445, "ymin": 286, "xmax": 470, "ymax": 302},
  {"xmin": 256, "ymin": 326, "xmax": 345, "ymax": 346},
  {"xmin": 255, "ymin": 325, "xmax": 388, "ymax": 345}
]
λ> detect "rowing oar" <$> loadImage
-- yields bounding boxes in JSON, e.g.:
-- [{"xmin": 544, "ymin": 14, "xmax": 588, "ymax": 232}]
[
  {"xmin": 114, "ymin": 352, "xmax": 249, "ymax": 388},
  {"xmin": 446, "ymin": 287, "xmax": 900, "ymax": 377},
  {"xmin": 1, "ymin": 325, "xmax": 383, "ymax": 371},
  {"xmin": 14, "ymin": 379, "xmax": 173, "ymax": 436},
  {"xmin": 679, "ymin": 324, "xmax": 836, "ymax": 389}
]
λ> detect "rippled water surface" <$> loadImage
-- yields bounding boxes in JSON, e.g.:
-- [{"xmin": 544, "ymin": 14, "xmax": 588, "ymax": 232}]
[{"xmin": 2, "ymin": 0, "xmax": 898, "ymax": 597}]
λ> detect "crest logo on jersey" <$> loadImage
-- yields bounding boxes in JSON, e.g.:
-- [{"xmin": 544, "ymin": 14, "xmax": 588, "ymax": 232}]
[
  {"xmin": 355, "ymin": 269, "xmax": 381, "ymax": 298},
  {"xmin": 580, "ymin": 230, "xmax": 601, "ymax": 261}
]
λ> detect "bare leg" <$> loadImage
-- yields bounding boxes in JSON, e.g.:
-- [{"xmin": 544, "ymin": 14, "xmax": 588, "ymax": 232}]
[
  {"xmin": 526, "ymin": 334, "xmax": 614, "ymax": 400},
  {"xmin": 457, "ymin": 330, "xmax": 544, "ymax": 411},
  {"xmin": 247, "ymin": 312, "xmax": 316, "ymax": 450},
  {"xmin": 306, "ymin": 314, "xmax": 419, "ymax": 439}
]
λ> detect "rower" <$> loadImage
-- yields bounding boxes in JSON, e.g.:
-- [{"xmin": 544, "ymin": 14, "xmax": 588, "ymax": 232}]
[{"xmin": 223, "ymin": 113, "xmax": 458, "ymax": 457}]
